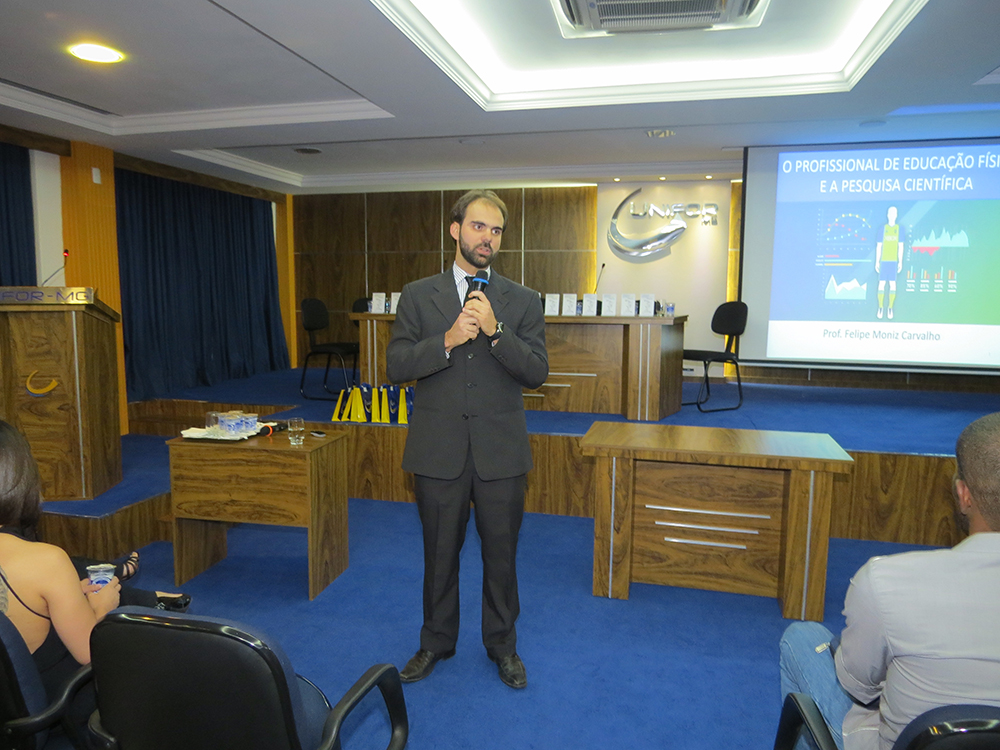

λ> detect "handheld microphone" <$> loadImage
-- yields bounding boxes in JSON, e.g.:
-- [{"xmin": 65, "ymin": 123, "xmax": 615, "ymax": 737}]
[
  {"xmin": 466, "ymin": 270, "xmax": 489, "ymax": 302},
  {"xmin": 594, "ymin": 263, "xmax": 606, "ymax": 294}
]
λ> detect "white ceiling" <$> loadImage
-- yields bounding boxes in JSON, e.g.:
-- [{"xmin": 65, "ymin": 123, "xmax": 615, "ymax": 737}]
[{"xmin": 1, "ymin": 0, "xmax": 998, "ymax": 194}]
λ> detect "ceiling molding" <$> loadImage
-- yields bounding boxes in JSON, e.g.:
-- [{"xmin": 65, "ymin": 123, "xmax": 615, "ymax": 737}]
[
  {"xmin": 0, "ymin": 80, "xmax": 392, "ymax": 137},
  {"xmin": 371, "ymin": 0, "xmax": 929, "ymax": 111},
  {"xmin": 173, "ymin": 149, "xmax": 305, "ymax": 186},
  {"xmin": 0, "ymin": 81, "xmax": 115, "ymax": 134},
  {"xmin": 172, "ymin": 148, "xmax": 742, "ymax": 191},
  {"xmin": 114, "ymin": 100, "xmax": 394, "ymax": 135}
]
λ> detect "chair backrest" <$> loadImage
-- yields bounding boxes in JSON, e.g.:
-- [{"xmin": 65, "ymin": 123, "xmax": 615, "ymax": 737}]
[
  {"xmin": 892, "ymin": 704, "xmax": 1000, "ymax": 750},
  {"xmin": 0, "ymin": 613, "xmax": 49, "ymax": 750},
  {"xmin": 301, "ymin": 298, "xmax": 330, "ymax": 334},
  {"xmin": 710, "ymin": 301, "xmax": 748, "ymax": 337},
  {"xmin": 351, "ymin": 297, "xmax": 370, "ymax": 328},
  {"xmin": 90, "ymin": 607, "xmax": 316, "ymax": 750}
]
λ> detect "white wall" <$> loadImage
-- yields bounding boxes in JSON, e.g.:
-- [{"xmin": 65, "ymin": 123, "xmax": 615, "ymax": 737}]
[
  {"xmin": 29, "ymin": 150, "xmax": 65, "ymax": 286},
  {"xmin": 596, "ymin": 181, "xmax": 733, "ymax": 359}
]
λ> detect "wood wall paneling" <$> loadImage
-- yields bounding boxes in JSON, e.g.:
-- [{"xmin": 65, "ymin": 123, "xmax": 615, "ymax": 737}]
[
  {"xmin": 523, "ymin": 187, "xmax": 597, "ymax": 251},
  {"xmin": 523, "ymin": 251, "xmax": 596, "ymax": 298},
  {"xmin": 275, "ymin": 196, "xmax": 297, "ymax": 365},
  {"xmin": 293, "ymin": 194, "xmax": 366, "ymax": 254},
  {"xmin": 368, "ymin": 252, "xmax": 443, "ymax": 300},
  {"xmin": 831, "ymin": 451, "xmax": 960, "ymax": 547},
  {"xmin": 127, "ymin": 399, "xmax": 294, "ymax": 437},
  {"xmin": 366, "ymin": 192, "xmax": 443, "ymax": 252},
  {"xmin": 61, "ymin": 142, "xmax": 129, "ymax": 431},
  {"xmin": 39, "ymin": 493, "xmax": 172, "ymax": 561}
]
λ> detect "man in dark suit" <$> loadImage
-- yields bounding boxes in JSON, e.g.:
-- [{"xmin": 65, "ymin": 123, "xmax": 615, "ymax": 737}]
[{"xmin": 386, "ymin": 190, "xmax": 548, "ymax": 689}]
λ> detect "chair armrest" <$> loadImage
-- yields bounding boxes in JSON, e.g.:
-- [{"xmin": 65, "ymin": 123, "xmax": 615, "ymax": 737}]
[
  {"xmin": 3, "ymin": 663, "xmax": 93, "ymax": 738},
  {"xmin": 774, "ymin": 692, "xmax": 838, "ymax": 750},
  {"xmin": 87, "ymin": 712, "xmax": 118, "ymax": 750},
  {"xmin": 318, "ymin": 664, "xmax": 408, "ymax": 750}
]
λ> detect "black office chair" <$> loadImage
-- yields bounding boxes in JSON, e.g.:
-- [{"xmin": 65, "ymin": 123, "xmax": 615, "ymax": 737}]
[
  {"xmin": 682, "ymin": 300, "xmax": 748, "ymax": 413},
  {"xmin": 0, "ymin": 613, "xmax": 93, "ymax": 750},
  {"xmin": 87, "ymin": 607, "xmax": 408, "ymax": 750},
  {"xmin": 774, "ymin": 693, "xmax": 1000, "ymax": 750},
  {"xmin": 299, "ymin": 298, "xmax": 361, "ymax": 399}
]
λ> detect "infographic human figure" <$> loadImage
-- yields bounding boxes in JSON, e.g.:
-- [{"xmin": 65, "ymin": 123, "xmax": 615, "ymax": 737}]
[{"xmin": 874, "ymin": 206, "xmax": 904, "ymax": 319}]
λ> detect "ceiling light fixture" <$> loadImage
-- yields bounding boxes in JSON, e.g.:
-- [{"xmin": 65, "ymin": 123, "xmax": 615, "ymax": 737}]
[
  {"xmin": 294, "ymin": 147, "xmax": 322, "ymax": 154},
  {"xmin": 706, "ymin": 175, "xmax": 713, "ymax": 180},
  {"xmin": 69, "ymin": 43, "xmax": 125, "ymax": 63},
  {"xmin": 646, "ymin": 130, "xmax": 675, "ymax": 138},
  {"xmin": 613, "ymin": 177, "xmax": 621, "ymax": 182},
  {"xmin": 658, "ymin": 176, "xmax": 666, "ymax": 181}
]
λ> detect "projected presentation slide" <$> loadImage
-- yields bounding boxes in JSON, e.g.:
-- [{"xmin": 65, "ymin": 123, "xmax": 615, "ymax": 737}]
[{"xmin": 767, "ymin": 143, "xmax": 1000, "ymax": 367}]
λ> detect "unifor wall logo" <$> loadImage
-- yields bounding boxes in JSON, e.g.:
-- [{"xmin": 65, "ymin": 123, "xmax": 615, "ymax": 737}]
[
  {"xmin": 608, "ymin": 188, "xmax": 719, "ymax": 260},
  {"xmin": 25, "ymin": 370, "xmax": 58, "ymax": 396}
]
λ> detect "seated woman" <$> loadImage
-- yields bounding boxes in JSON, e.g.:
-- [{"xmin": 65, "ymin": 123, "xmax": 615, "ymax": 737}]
[{"xmin": 0, "ymin": 419, "xmax": 187, "ymax": 714}]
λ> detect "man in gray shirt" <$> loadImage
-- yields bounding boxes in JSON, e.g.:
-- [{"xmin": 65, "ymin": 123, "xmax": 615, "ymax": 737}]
[{"xmin": 779, "ymin": 411, "xmax": 1000, "ymax": 750}]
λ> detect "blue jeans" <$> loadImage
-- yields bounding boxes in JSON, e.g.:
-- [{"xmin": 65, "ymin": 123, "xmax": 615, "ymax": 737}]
[{"xmin": 779, "ymin": 622, "xmax": 854, "ymax": 750}]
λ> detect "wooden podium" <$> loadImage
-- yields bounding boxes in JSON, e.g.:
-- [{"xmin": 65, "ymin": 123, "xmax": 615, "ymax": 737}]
[{"xmin": 0, "ymin": 287, "xmax": 122, "ymax": 499}]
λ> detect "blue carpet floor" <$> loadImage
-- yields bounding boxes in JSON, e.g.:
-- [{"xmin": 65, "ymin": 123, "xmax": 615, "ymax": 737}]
[
  {"xmin": 124, "ymin": 497, "xmax": 927, "ymax": 750},
  {"xmin": 47, "ymin": 369, "xmax": 983, "ymax": 747}
]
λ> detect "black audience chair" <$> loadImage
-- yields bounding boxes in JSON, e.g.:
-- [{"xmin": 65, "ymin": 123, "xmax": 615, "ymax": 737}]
[
  {"xmin": 774, "ymin": 692, "xmax": 1000, "ymax": 750},
  {"xmin": 299, "ymin": 298, "xmax": 361, "ymax": 399},
  {"xmin": 88, "ymin": 607, "xmax": 408, "ymax": 750},
  {"xmin": 682, "ymin": 300, "xmax": 748, "ymax": 413},
  {"xmin": 0, "ymin": 613, "xmax": 93, "ymax": 750}
]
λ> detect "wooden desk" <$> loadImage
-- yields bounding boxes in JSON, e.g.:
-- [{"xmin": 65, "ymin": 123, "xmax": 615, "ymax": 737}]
[
  {"xmin": 351, "ymin": 313, "xmax": 687, "ymax": 421},
  {"xmin": 579, "ymin": 422, "xmax": 854, "ymax": 621},
  {"xmin": 168, "ymin": 431, "xmax": 348, "ymax": 600}
]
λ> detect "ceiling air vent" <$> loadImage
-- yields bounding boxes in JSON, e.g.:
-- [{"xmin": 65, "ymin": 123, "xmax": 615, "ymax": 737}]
[{"xmin": 557, "ymin": 0, "xmax": 764, "ymax": 34}]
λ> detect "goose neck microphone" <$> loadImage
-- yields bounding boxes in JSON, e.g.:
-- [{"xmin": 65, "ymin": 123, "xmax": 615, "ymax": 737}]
[{"xmin": 594, "ymin": 263, "xmax": 606, "ymax": 294}]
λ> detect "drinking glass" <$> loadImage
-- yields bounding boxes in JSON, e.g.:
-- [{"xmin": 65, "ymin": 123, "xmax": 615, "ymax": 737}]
[{"xmin": 288, "ymin": 417, "xmax": 305, "ymax": 445}]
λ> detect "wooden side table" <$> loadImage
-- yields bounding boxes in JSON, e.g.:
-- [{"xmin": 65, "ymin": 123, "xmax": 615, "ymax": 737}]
[
  {"xmin": 168, "ymin": 430, "xmax": 348, "ymax": 600},
  {"xmin": 580, "ymin": 422, "xmax": 854, "ymax": 621}
]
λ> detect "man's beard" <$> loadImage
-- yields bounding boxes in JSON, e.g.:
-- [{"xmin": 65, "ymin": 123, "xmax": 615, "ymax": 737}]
[{"xmin": 459, "ymin": 231, "xmax": 496, "ymax": 269}]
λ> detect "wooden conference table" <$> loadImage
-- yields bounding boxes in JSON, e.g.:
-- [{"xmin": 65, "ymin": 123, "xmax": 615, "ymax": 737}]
[
  {"xmin": 351, "ymin": 312, "xmax": 687, "ymax": 421},
  {"xmin": 580, "ymin": 422, "xmax": 854, "ymax": 621},
  {"xmin": 168, "ymin": 430, "xmax": 348, "ymax": 600}
]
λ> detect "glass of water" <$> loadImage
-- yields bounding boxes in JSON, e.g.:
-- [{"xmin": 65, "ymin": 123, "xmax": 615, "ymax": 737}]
[{"xmin": 288, "ymin": 417, "xmax": 305, "ymax": 445}]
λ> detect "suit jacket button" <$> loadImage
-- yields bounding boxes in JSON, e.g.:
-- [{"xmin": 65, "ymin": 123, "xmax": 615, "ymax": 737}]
[
  {"xmin": 462, "ymin": 413, "xmax": 469, "ymax": 420},
  {"xmin": 467, "ymin": 353, "xmax": 474, "ymax": 359}
]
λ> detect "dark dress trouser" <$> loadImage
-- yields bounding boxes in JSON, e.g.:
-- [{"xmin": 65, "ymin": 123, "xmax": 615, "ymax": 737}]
[{"xmin": 414, "ymin": 447, "xmax": 525, "ymax": 659}]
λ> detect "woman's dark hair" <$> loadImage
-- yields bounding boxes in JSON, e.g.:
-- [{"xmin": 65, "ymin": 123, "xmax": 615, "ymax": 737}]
[{"xmin": 0, "ymin": 420, "xmax": 42, "ymax": 530}]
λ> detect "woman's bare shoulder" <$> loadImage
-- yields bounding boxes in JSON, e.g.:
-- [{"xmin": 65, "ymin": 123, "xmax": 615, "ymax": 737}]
[{"xmin": 0, "ymin": 534, "xmax": 73, "ymax": 576}]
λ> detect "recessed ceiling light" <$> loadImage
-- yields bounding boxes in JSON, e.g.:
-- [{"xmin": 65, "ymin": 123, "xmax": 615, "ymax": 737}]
[
  {"xmin": 705, "ymin": 175, "xmax": 713, "ymax": 180},
  {"xmin": 294, "ymin": 147, "xmax": 322, "ymax": 154},
  {"xmin": 69, "ymin": 43, "xmax": 125, "ymax": 63},
  {"xmin": 613, "ymin": 177, "xmax": 621, "ymax": 182},
  {"xmin": 658, "ymin": 176, "xmax": 666, "ymax": 181},
  {"xmin": 646, "ymin": 130, "xmax": 675, "ymax": 138}
]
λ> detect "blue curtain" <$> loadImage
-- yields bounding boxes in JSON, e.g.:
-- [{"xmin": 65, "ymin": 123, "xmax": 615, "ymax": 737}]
[
  {"xmin": 115, "ymin": 169, "xmax": 290, "ymax": 401},
  {"xmin": 0, "ymin": 142, "xmax": 38, "ymax": 286}
]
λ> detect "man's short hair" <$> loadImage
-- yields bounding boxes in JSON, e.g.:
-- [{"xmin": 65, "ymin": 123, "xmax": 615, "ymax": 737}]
[
  {"xmin": 449, "ymin": 190, "xmax": 508, "ymax": 232},
  {"xmin": 956, "ymin": 411, "xmax": 1000, "ymax": 529}
]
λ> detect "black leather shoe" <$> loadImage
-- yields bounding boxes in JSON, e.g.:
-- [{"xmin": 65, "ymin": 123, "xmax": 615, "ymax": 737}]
[
  {"xmin": 399, "ymin": 648, "xmax": 455, "ymax": 683},
  {"xmin": 490, "ymin": 653, "xmax": 527, "ymax": 689},
  {"xmin": 155, "ymin": 593, "xmax": 191, "ymax": 612}
]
